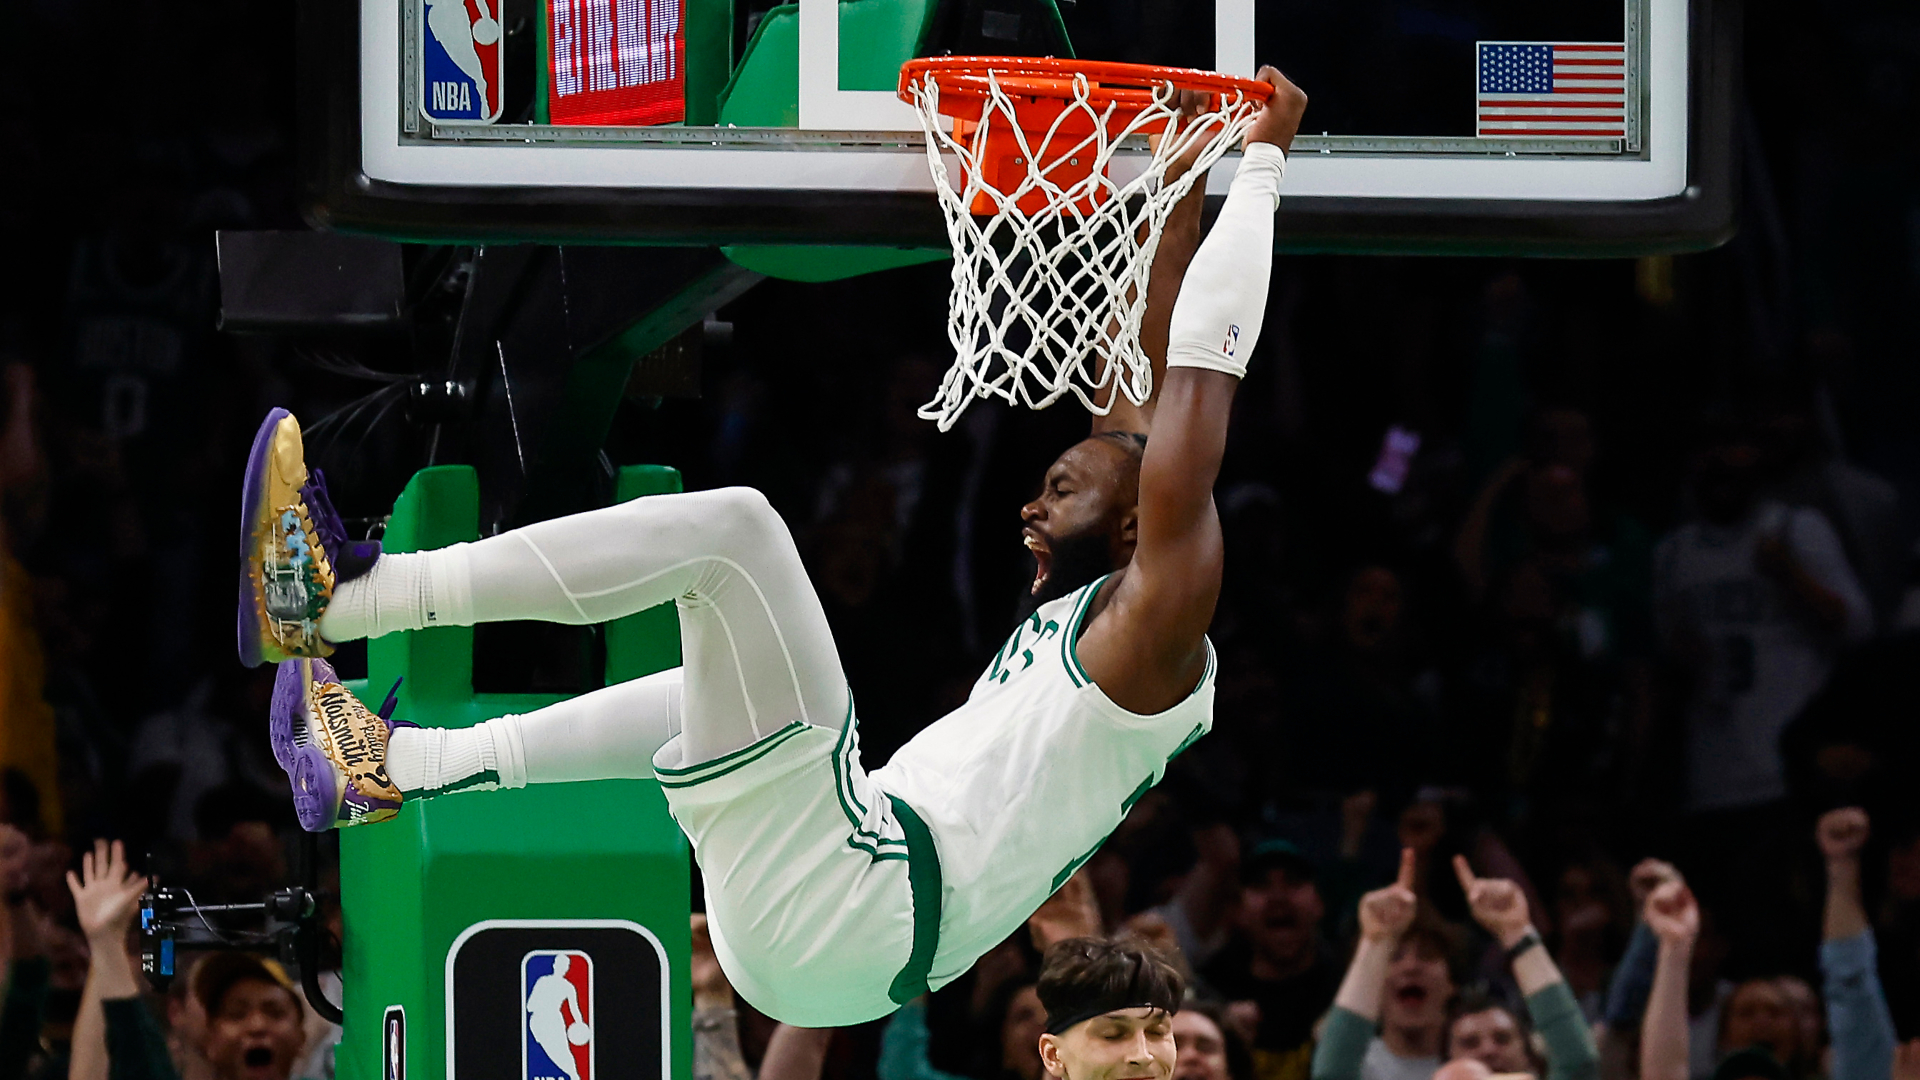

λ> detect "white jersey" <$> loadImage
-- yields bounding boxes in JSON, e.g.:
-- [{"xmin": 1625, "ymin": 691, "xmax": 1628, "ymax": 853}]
[
  {"xmin": 660, "ymin": 574, "xmax": 1215, "ymax": 1026},
  {"xmin": 1652, "ymin": 501, "xmax": 1870, "ymax": 810},
  {"xmin": 872, "ymin": 573, "xmax": 1217, "ymax": 990}
]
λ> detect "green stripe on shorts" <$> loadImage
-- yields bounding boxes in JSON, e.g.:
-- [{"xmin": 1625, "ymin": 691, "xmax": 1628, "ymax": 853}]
[{"xmin": 885, "ymin": 796, "xmax": 943, "ymax": 1005}]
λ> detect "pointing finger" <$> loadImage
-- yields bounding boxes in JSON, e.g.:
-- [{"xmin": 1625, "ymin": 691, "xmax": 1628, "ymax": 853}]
[
  {"xmin": 1452, "ymin": 854, "xmax": 1478, "ymax": 892},
  {"xmin": 1396, "ymin": 847, "xmax": 1416, "ymax": 891}
]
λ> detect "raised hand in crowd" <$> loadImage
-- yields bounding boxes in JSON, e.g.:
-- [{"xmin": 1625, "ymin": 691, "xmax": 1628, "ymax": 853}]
[
  {"xmin": 1638, "ymin": 882, "xmax": 1698, "ymax": 1080},
  {"xmin": 691, "ymin": 913, "xmax": 734, "ymax": 1011},
  {"xmin": 1628, "ymin": 859, "xmax": 1683, "ymax": 916},
  {"xmin": 1893, "ymin": 1040, "xmax": 1920, "ymax": 1080},
  {"xmin": 67, "ymin": 839, "xmax": 150, "ymax": 1080},
  {"xmin": 1452, "ymin": 856, "xmax": 1599, "ymax": 1080},
  {"xmin": 1453, "ymin": 855, "xmax": 1534, "ymax": 950},
  {"xmin": 1817, "ymin": 807, "xmax": 1869, "ymax": 941},
  {"xmin": 1028, "ymin": 870, "xmax": 1103, "ymax": 951},
  {"xmin": 691, "ymin": 913, "xmax": 753, "ymax": 1080},
  {"xmin": 1812, "ymin": 808, "xmax": 1896, "ymax": 1080},
  {"xmin": 1331, "ymin": 847, "xmax": 1417, "ymax": 1021}
]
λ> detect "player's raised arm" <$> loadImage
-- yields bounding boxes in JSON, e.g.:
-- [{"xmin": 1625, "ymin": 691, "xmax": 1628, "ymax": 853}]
[{"xmin": 1078, "ymin": 67, "xmax": 1307, "ymax": 713}]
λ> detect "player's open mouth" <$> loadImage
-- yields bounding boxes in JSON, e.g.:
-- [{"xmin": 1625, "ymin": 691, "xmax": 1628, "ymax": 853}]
[
  {"xmin": 1394, "ymin": 985, "xmax": 1429, "ymax": 1005},
  {"xmin": 243, "ymin": 1048, "xmax": 275, "ymax": 1069},
  {"xmin": 1024, "ymin": 529, "xmax": 1052, "ymax": 595}
]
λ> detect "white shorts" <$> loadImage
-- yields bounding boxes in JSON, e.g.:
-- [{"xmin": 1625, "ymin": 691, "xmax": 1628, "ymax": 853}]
[{"xmin": 654, "ymin": 716, "xmax": 939, "ymax": 1028}]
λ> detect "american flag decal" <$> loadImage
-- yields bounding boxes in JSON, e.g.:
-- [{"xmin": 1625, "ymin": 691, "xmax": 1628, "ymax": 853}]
[{"xmin": 1476, "ymin": 42, "xmax": 1626, "ymax": 139}]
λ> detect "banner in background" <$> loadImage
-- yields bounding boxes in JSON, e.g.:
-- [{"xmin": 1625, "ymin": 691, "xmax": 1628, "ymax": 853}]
[{"xmin": 547, "ymin": 0, "xmax": 686, "ymax": 125}]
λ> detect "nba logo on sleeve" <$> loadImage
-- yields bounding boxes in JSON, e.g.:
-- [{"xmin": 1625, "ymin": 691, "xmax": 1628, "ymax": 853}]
[
  {"xmin": 523, "ymin": 951, "xmax": 594, "ymax": 1080},
  {"xmin": 1221, "ymin": 325, "xmax": 1240, "ymax": 360},
  {"xmin": 419, "ymin": 0, "xmax": 505, "ymax": 124}
]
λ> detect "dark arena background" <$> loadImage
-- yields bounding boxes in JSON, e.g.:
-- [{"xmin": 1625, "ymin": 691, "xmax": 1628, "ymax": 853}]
[{"xmin": 3, "ymin": 1, "xmax": 1920, "ymax": 1080}]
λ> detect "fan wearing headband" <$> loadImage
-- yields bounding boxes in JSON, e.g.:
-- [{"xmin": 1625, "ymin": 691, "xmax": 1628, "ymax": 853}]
[
  {"xmin": 237, "ymin": 60, "xmax": 1306, "ymax": 1028},
  {"xmin": 1038, "ymin": 938, "xmax": 1188, "ymax": 1080}
]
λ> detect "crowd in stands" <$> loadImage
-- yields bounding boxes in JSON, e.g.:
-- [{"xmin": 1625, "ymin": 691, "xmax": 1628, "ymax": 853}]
[{"xmin": 0, "ymin": 0, "xmax": 1916, "ymax": 1074}]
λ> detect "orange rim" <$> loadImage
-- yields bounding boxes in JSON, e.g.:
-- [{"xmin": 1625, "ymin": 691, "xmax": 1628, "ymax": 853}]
[{"xmin": 898, "ymin": 56, "xmax": 1273, "ymax": 114}]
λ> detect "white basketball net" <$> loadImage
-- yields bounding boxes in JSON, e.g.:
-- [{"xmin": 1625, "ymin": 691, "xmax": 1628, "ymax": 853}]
[{"xmin": 906, "ymin": 67, "xmax": 1265, "ymax": 431}]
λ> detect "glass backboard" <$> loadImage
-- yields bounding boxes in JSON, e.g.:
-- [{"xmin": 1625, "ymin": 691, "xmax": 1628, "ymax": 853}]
[{"xmin": 301, "ymin": 0, "xmax": 1734, "ymax": 254}]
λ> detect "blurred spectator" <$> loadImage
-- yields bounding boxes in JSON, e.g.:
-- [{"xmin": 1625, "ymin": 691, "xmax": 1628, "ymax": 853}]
[
  {"xmin": 1807, "ymin": 809, "xmax": 1895, "ymax": 1080},
  {"xmin": 1200, "ymin": 842, "xmax": 1340, "ymax": 1080},
  {"xmin": 192, "ymin": 953, "xmax": 309, "ymax": 1080},
  {"xmin": 691, "ymin": 913, "xmax": 837, "ymax": 1080},
  {"xmin": 66, "ymin": 839, "xmax": 166, "ymax": 1080},
  {"xmin": 1547, "ymin": 856, "xmax": 1631, "ymax": 1020},
  {"xmin": 1311, "ymin": 849, "xmax": 1455, "ymax": 1080},
  {"xmin": 0, "ymin": 363, "xmax": 62, "ymax": 835},
  {"xmin": 1174, "ymin": 1002, "xmax": 1256, "ymax": 1080},
  {"xmin": 1639, "ymin": 879, "xmax": 1700, "ymax": 1080},
  {"xmin": 1654, "ymin": 417, "xmax": 1871, "ymax": 973}
]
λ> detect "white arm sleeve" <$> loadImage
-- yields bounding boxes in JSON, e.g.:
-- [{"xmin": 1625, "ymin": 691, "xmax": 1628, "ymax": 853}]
[{"xmin": 1163, "ymin": 141, "xmax": 1286, "ymax": 379}]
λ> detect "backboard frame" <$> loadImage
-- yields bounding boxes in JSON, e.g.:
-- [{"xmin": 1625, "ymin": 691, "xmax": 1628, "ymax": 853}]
[{"xmin": 300, "ymin": 0, "xmax": 1736, "ymax": 255}]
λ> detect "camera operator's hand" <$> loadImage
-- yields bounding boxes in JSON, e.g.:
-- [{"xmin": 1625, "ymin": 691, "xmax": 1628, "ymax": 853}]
[{"xmin": 66, "ymin": 839, "xmax": 147, "ymax": 947}]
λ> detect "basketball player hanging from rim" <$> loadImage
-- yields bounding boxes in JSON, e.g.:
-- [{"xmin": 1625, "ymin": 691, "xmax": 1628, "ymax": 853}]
[{"xmin": 239, "ymin": 67, "xmax": 1308, "ymax": 1027}]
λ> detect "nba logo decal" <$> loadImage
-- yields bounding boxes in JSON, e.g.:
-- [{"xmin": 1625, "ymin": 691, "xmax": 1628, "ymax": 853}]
[
  {"xmin": 449, "ymin": 921, "xmax": 665, "ymax": 1080},
  {"xmin": 383, "ymin": 1006, "xmax": 405, "ymax": 1080},
  {"xmin": 1221, "ymin": 324, "xmax": 1240, "ymax": 359},
  {"xmin": 523, "ymin": 951, "xmax": 594, "ymax": 1080},
  {"xmin": 419, "ymin": 0, "xmax": 504, "ymax": 124}
]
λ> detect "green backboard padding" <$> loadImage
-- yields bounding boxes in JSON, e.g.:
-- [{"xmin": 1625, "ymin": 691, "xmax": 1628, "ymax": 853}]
[
  {"xmin": 337, "ymin": 464, "xmax": 691, "ymax": 1080},
  {"xmin": 722, "ymin": 243, "xmax": 948, "ymax": 282},
  {"xmin": 717, "ymin": 4, "xmax": 799, "ymax": 126},
  {"xmin": 716, "ymin": 0, "xmax": 941, "ymax": 123}
]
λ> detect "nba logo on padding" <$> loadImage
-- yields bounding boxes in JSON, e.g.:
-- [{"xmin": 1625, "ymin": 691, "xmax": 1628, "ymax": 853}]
[
  {"xmin": 419, "ymin": 0, "xmax": 504, "ymax": 124},
  {"xmin": 1221, "ymin": 325, "xmax": 1240, "ymax": 359},
  {"xmin": 523, "ymin": 951, "xmax": 594, "ymax": 1080}
]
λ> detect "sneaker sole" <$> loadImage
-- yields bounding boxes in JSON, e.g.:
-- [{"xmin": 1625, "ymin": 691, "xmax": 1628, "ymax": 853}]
[
  {"xmin": 238, "ymin": 409, "xmax": 335, "ymax": 667},
  {"xmin": 272, "ymin": 657, "xmax": 404, "ymax": 831},
  {"xmin": 237, "ymin": 408, "xmax": 289, "ymax": 668},
  {"xmin": 272, "ymin": 657, "xmax": 343, "ymax": 831}
]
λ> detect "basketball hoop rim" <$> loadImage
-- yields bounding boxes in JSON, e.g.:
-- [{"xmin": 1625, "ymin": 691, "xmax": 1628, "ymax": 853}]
[{"xmin": 897, "ymin": 57, "xmax": 1274, "ymax": 115}]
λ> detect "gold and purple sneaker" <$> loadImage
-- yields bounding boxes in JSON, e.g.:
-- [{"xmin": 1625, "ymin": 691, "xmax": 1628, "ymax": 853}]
[
  {"xmin": 271, "ymin": 658, "xmax": 408, "ymax": 831},
  {"xmin": 237, "ymin": 409, "xmax": 380, "ymax": 667}
]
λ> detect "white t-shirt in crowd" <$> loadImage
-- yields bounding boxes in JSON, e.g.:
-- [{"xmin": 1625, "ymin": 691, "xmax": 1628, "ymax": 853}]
[
  {"xmin": 1653, "ymin": 501, "xmax": 1871, "ymax": 811},
  {"xmin": 1361, "ymin": 1039, "xmax": 1440, "ymax": 1080}
]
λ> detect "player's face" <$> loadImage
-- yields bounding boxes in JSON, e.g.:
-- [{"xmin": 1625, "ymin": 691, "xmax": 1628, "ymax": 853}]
[
  {"xmin": 1041, "ymin": 1008, "xmax": 1176, "ymax": 1080},
  {"xmin": 1021, "ymin": 440, "xmax": 1140, "ymax": 600},
  {"xmin": 204, "ymin": 979, "xmax": 306, "ymax": 1080}
]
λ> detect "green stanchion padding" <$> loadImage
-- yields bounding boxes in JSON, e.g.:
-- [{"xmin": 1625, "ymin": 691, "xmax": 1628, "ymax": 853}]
[{"xmin": 337, "ymin": 465, "xmax": 692, "ymax": 1080}]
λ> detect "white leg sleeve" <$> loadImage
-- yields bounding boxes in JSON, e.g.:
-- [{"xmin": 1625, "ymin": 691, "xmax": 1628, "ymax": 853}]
[
  {"xmin": 1164, "ymin": 142, "xmax": 1286, "ymax": 379},
  {"xmin": 387, "ymin": 666, "xmax": 684, "ymax": 794}
]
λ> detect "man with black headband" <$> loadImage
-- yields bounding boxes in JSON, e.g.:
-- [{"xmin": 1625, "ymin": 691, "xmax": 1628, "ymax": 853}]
[{"xmin": 1037, "ymin": 938, "xmax": 1187, "ymax": 1080}]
